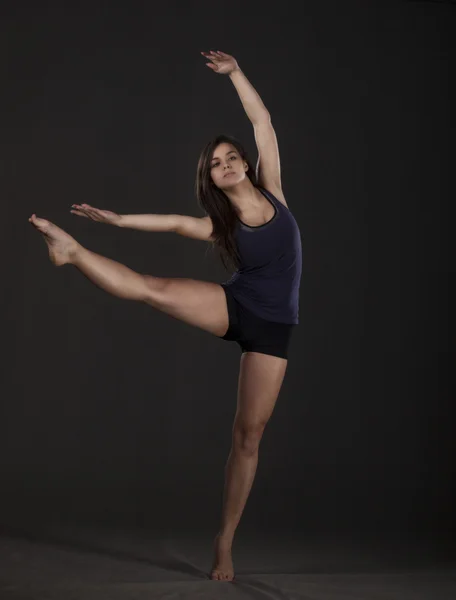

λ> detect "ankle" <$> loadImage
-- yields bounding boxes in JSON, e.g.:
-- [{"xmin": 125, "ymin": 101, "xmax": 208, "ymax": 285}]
[
  {"xmin": 69, "ymin": 243, "xmax": 84, "ymax": 265},
  {"xmin": 216, "ymin": 531, "xmax": 234, "ymax": 546}
]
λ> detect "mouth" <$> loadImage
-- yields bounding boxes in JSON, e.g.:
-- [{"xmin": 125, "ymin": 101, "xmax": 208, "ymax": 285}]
[{"xmin": 224, "ymin": 172, "xmax": 236, "ymax": 178}]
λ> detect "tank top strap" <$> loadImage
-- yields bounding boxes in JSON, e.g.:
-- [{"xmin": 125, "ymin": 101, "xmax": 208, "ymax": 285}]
[{"xmin": 257, "ymin": 186, "xmax": 282, "ymax": 210}]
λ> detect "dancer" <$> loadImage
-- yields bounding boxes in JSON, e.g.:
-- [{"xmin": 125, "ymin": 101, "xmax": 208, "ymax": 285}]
[{"xmin": 29, "ymin": 50, "xmax": 302, "ymax": 582}]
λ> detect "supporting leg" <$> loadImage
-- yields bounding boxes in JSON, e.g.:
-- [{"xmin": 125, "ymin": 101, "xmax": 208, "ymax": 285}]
[{"xmin": 210, "ymin": 351, "xmax": 288, "ymax": 581}]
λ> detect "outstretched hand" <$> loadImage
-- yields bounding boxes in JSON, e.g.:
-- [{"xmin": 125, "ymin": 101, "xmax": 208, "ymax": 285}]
[
  {"xmin": 201, "ymin": 50, "xmax": 240, "ymax": 75},
  {"xmin": 71, "ymin": 204, "xmax": 122, "ymax": 226}
]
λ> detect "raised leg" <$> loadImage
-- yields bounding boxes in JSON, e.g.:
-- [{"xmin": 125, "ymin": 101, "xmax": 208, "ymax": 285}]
[
  {"xmin": 211, "ymin": 351, "xmax": 288, "ymax": 581},
  {"xmin": 29, "ymin": 215, "xmax": 230, "ymax": 336}
]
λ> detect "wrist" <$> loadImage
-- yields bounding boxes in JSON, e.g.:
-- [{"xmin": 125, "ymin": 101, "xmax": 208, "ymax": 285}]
[{"xmin": 229, "ymin": 67, "xmax": 242, "ymax": 78}]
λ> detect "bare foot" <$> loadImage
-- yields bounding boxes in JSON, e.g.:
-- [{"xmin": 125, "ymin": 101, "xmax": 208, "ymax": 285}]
[
  {"xmin": 210, "ymin": 533, "xmax": 234, "ymax": 581},
  {"xmin": 29, "ymin": 214, "xmax": 80, "ymax": 266}
]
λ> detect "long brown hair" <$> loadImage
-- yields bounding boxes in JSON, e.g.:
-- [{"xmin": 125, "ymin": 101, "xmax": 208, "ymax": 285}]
[{"xmin": 195, "ymin": 134, "xmax": 257, "ymax": 272}]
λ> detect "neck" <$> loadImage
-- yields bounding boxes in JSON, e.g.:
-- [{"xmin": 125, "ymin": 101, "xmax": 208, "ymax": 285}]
[{"xmin": 224, "ymin": 178, "xmax": 262, "ymax": 215}]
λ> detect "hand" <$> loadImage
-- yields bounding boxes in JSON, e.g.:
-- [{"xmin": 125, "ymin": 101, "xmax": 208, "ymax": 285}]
[
  {"xmin": 71, "ymin": 203, "xmax": 122, "ymax": 226},
  {"xmin": 201, "ymin": 50, "xmax": 240, "ymax": 75}
]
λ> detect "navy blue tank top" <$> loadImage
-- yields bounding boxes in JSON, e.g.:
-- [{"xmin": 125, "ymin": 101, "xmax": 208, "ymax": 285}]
[{"xmin": 221, "ymin": 186, "xmax": 302, "ymax": 324}]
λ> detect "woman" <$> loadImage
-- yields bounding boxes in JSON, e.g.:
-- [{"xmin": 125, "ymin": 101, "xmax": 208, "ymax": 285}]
[{"xmin": 29, "ymin": 50, "xmax": 302, "ymax": 582}]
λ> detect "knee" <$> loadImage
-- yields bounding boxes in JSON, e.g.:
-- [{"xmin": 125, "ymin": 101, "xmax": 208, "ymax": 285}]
[{"xmin": 233, "ymin": 422, "xmax": 266, "ymax": 455}]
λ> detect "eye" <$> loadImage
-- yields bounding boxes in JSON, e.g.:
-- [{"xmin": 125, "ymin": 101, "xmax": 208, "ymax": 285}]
[{"xmin": 210, "ymin": 155, "xmax": 236, "ymax": 168}]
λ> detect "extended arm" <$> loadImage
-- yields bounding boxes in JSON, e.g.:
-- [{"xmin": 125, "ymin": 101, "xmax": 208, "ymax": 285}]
[
  {"xmin": 71, "ymin": 204, "xmax": 213, "ymax": 241},
  {"xmin": 121, "ymin": 213, "xmax": 213, "ymax": 241},
  {"xmin": 71, "ymin": 204, "xmax": 180, "ymax": 231},
  {"xmin": 118, "ymin": 213, "xmax": 179, "ymax": 231}
]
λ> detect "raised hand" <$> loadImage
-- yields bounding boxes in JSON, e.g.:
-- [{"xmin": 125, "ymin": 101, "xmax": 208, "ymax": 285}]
[
  {"xmin": 71, "ymin": 204, "xmax": 122, "ymax": 226},
  {"xmin": 201, "ymin": 50, "xmax": 240, "ymax": 75}
]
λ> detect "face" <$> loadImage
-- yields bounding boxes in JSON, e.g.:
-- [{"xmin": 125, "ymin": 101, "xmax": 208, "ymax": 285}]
[{"xmin": 209, "ymin": 143, "xmax": 248, "ymax": 189}]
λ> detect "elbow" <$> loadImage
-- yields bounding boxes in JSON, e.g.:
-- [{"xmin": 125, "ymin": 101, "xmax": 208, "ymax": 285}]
[{"xmin": 253, "ymin": 110, "xmax": 271, "ymax": 125}]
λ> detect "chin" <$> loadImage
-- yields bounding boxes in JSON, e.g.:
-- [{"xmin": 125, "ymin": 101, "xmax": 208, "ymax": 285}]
[{"xmin": 221, "ymin": 175, "xmax": 239, "ymax": 186}]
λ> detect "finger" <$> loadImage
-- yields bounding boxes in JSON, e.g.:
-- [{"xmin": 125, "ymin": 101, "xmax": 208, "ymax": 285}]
[
  {"xmin": 70, "ymin": 210, "xmax": 89, "ymax": 218},
  {"xmin": 73, "ymin": 204, "xmax": 91, "ymax": 213},
  {"xmin": 81, "ymin": 205, "xmax": 101, "ymax": 218},
  {"xmin": 83, "ymin": 210, "xmax": 101, "ymax": 221},
  {"xmin": 74, "ymin": 205, "xmax": 100, "ymax": 220},
  {"xmin": 80, "ymin": 204, "xmax": 102, "ymax": 213},
  {"xmin": 206, "ymin": 63, "xmax": 217, "ymax": 70}
]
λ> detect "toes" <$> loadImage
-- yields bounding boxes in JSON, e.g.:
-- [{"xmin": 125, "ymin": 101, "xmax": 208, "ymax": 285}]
[
  {"xmin": 211, "ymin": 570, "xmax": 232, "ymax": 581},
  {"xmin": 29, "ymin": 214, "xmax": 49, "ymax": 229}
]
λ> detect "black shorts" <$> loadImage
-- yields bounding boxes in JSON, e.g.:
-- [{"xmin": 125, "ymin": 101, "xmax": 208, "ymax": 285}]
[{"xmin": 218, "ymin": 284, "xmax": 296, "ymax": 360}]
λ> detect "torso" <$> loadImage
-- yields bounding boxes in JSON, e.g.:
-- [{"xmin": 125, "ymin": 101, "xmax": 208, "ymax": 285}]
[{"xmin": 222, "ymin": 185, "xmax": 301, "ymax": 324}]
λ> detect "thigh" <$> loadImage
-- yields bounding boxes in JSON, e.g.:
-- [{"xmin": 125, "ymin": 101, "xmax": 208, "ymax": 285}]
[
  {"xmin": 143, "ymin": 276, "xmax": 230, "ymax": 337},
  {"xmin": 234, "ymin": 351, "xmax": 288, "ymax": 430},
  {"xmin": 235, "ymin": 304, "xmax": 295, "ymax": 360}
]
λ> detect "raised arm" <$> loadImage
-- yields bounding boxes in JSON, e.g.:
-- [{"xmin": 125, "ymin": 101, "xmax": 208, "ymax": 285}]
[
  {"xmin": 202, "ymin": 50, "xmax": 269, "ymax": 123},
  {"xmin": 202, "ymin": 50, "xmax": 286, "ymax": 204},
  {"xmin": 71, "ymin": 204, "xmax": 213, "ymax": 241}
]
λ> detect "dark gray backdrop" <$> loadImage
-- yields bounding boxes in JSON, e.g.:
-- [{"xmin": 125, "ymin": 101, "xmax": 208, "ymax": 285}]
[{"xmin": 1, "ymin": 0, "xmax": 453, "ymax": 539}]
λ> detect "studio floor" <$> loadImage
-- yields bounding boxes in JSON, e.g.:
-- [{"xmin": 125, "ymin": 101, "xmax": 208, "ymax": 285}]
[{"xmin": 1, "ymin": 521, "xmax": 455, "ymax": 599}]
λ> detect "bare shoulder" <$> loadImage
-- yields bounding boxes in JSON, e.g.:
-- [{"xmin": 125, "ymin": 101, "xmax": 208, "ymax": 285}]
[{"xmin": 261, "ymin": 183, "xmax": 289, "ymax": 209}]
